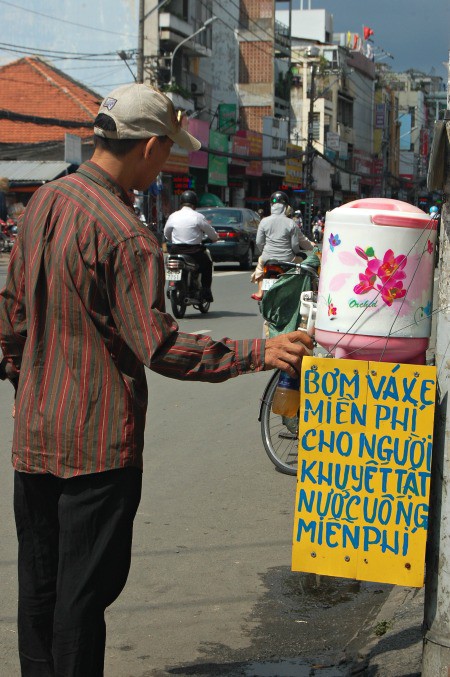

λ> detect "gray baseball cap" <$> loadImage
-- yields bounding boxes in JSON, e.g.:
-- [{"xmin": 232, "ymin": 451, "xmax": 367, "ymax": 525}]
[{"xmin": 94, "ymin": 83, "xmax": 201, "ymax": 151}]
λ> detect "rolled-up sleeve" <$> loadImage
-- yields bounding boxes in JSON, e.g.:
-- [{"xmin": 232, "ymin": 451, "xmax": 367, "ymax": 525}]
[{"xmin": 106, "ymin": 236, "xmax": 265, "ymax": 382}]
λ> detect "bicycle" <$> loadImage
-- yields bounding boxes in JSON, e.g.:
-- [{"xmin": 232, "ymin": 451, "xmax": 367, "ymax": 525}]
[{"xmin": 258, "ymin": 260, "xmax": 321, "ymax": 476}]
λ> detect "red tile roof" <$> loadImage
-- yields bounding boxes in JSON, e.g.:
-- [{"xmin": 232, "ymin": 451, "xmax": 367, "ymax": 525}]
[{"xmin": 0, "ymin": 57, "xmax": 101, "ymax": 144}]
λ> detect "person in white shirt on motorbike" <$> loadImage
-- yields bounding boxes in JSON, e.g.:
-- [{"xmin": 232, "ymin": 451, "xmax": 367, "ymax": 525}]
[{"xmin": 164, "ymin": 190, "xmax": 218, "ymax": 302}]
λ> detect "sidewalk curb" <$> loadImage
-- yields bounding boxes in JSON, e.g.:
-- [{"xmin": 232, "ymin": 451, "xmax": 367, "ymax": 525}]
[{"xmin": 347, "ymin": 586, "xmax": 424, "ymax": 675}]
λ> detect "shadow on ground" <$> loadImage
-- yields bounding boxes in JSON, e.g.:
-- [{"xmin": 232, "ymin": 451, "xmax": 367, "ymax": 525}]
[{"xmin": 147, "ymin": 566, "xmax": 391, "ymax": 677}]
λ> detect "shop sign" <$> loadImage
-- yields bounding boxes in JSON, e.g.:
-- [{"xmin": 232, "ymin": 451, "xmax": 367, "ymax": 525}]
[
  {"xmin": 350, "ymin": 175, "xmax": 360, "ymax": 193},
  {"xmin": 208, "ymin": 130, "xmax": 228, "ymax": 186},
  {"xmin": 232, "ymin": 136, "xmax": 250, "ymax": 167},
  {"xmin": 188, "ymin": 119, "xmax": 209, "ymax": 169},
  {"xmin": 375, "ymin": 103, "xmax": 385, "ymax": 129},
  {"xmin": 237, "ymin": 130, "xmax": 263, "ymax": 176},
  {"xmin": 218, "ymin": 103, "xmax": 237, "ymax": 135},
  {"xmin": 284, "ymin": 142, "xmax": 303, "ymax": 185},
  {"xmin": 326, "ymin": 132, "xmax": 340, "ymax": 152},
  {"xmin": 339, "ymin": 141, "xmax": 348, "ymax": 160},
  {"xmin": 173, "ymin": 176, "xmax": 195, "ymax": 195},
  {"xmin": 163, "ymin": 152, "xmax": 189, "ymax": 174}
]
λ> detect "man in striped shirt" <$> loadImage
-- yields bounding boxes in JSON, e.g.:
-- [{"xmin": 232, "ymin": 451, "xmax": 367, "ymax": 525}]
[{"xmin": 0, "ymin": 83, "xmax": 312, "ymax": 677}]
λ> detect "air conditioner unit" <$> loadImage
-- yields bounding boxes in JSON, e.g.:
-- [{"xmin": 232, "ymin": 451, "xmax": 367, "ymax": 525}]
[{"xmin": 189, "ymin": 75, "xmax": 206, "ymax": 96}]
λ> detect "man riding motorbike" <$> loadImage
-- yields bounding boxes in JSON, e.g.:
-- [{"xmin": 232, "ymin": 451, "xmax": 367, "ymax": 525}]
[
  {"xmin": 250, "ymin": 191, "xmax": 314, "ymax": 300},
  {"xmin": 164, "ymin": 190, "xmax": 218, "ymax": 302}
]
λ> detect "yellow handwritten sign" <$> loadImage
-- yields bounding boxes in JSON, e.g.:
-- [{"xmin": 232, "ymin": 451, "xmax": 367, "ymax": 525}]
[{"xmin": 292, "ymin": 357, "xmax": 436, "ymax": 587}]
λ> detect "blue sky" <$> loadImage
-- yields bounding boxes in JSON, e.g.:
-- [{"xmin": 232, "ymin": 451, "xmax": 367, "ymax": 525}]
[{"xmin": 0, "ymin": 0, "xmax": 448, "ymax": 96}]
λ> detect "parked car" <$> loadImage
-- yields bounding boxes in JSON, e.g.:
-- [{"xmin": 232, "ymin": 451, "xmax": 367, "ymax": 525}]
[{"xmin": 197, "ymin": 207, "xmax": 260, "ymax": 269}]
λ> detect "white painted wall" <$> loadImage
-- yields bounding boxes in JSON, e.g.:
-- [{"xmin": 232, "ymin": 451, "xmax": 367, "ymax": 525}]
[{"xmin": 275, "ymin": 8, "xmax": 333, "ymax": 42}]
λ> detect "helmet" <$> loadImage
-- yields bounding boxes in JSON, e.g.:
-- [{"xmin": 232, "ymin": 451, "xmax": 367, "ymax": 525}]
[
  {"xmin": 270, "ymin": 191, "xmax": 289, "ymax": 206},
  {"xmin": 180, "ymin": 190, "xmax": 198, "ymax": 208},
  {"xmin": 429, "ymin": 205, "xmax": 439, "ymax": 214}
]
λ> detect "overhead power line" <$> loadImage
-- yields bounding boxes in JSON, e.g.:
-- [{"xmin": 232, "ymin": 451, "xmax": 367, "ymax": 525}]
[
  {"xmin": 0, "ymin": 41, "xmax": 120, "ymax": 59},
  {"xmin": 0, "ymin": 0, "xmax": 137, "ymax": 38},
  {"xmin": 0, "ymin": 109, "xmax": 94, "ymax": 128}
]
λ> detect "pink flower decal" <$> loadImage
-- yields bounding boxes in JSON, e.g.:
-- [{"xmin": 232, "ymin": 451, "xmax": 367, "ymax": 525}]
[
  {"xmin": 354, "ymin": 271, "xmax": 376, "ymax": 295},
  {"xmin": 355, "ymin": 246, "xmax": 369, "ymax": 260},
  {"xmin": 427, "ymin": 239, "xmax": 433, "ymax": 255},
  {"xmin": 328, "ymin": 233, "xmax": 341, "ymax": 252},
  {"xmin": 353, "ymin": 246, "xmax": 408, "ymax": 308},
  {"xmin": 366, "ymin": 249, "xmax": 407, "ymax": 284},
  {"xmin": 376, "ymin": 282, "xmax": 407, "ymax": 307},
  {"xmin": 327, "ymin": 295, "xmax": 337, "ymax": 318}
]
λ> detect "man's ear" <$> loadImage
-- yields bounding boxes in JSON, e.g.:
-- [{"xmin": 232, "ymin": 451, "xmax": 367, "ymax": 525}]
[{"xmin": 143, "ymin": 137, "xmax": 158, "ymax": 159}]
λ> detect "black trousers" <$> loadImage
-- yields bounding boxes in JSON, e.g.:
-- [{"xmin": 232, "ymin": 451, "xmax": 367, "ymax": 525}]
[
  {"xmin": 14, "ymin": 467, "xmax": 142, "ymax": 677},
  {"xmin": 168, "ymin": 244, "xmax": 213, "ymax": 288}
]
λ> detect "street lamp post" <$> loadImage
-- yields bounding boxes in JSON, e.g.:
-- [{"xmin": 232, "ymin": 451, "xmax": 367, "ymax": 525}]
[{"xmin": 169, "ymin": 16, "xmax": 217, "ymax": 86}]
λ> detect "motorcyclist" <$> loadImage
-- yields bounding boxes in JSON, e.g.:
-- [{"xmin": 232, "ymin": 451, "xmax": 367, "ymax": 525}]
[
  {"xmin": 250, "ymin": 191, "xmax": 314, "ymax": 300},
  {"xmin": 293, "ymin": 209, "xmax": 303, "ymax": 230},
  {"xmin": 311, "ymin": 210, "xmax": 325, "ymax": 242},
  {"xmin": 164, "ymin": 190, "xmax": 219, "ymax": 302}
]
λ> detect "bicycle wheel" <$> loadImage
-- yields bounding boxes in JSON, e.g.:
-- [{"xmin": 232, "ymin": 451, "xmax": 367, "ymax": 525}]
[{"xmin": 260, "ymin": 370, "xmax": 299, "ymax": 476}]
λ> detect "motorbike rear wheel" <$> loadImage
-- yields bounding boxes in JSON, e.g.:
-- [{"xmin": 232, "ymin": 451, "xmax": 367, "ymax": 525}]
[
  {"xmin": 170, "ymin": 282, "xmax": 187, "ymax": 319},
  {"xmin": 260, "ymin": 369, "xmax": 298, "ymax": 476}
]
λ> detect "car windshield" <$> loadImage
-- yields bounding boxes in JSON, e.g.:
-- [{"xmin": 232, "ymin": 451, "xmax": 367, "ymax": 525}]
[{"xmin": 198, "ymin": 209, "xmax": 243, "ymax": 225}]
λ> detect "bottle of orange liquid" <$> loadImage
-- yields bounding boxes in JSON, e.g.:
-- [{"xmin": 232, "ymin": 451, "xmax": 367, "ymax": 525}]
[{"xmin": 271, "ymin": 371, "xmax": 300, "ymax": 417}]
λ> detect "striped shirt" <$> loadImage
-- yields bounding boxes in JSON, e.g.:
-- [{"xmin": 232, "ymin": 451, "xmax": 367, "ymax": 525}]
[{"xmin": 0, "ymin": 161, "xmax": 264, "ymax": 478}]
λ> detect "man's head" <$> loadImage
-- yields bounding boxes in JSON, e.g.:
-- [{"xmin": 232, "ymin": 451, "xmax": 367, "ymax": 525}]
[
  {"xmin": 269, "ymin": 191, "xmax": 290, "ymax": 216},
  {"xmin": 179, "ymin": 190, "xmax": 198, "ymax": 209},
  {"xmin": 94, "ymin": 83, "xmax": 200, "ymax": 151},
  {"xmin": 92, "ymin": 83, "xmax": 201, "ymax": 190}
]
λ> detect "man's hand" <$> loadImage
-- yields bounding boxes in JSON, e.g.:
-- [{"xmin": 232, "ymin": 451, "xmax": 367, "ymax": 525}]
[{"xmin": 264, "ymin": 331, "xmax": 313, "ymax": 377}]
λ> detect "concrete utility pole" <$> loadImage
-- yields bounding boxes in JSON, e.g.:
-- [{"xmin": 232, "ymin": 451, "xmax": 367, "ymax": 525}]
[
  {"xmin": 304, "ymin": 60, "xmax": 316, "ymax": 237},
  {"xmin": 137, "ymin": 0, "xmax": 170, "ymax": 84},
  {"xmin": 422, "ymin": 51, "xmax": 450, "ymax": 675},
  {"xmin": 137, "ymin": 0, "xmax": 145, "ymax": 83}
]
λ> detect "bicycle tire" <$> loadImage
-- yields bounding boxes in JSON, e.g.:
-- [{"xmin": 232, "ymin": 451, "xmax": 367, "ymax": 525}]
[
  {"xmin": 260, "ymin": 267, "xmax": 320, "ymax": 476},
  {"xmin": 260, "ymin": 369, "xmax": 299, "ymax": 476}
]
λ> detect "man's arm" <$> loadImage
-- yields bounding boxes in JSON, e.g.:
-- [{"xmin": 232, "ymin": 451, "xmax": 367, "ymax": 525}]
[
  {"xmin": 163, "ymin": 215, "xmax": 174, "ymax": 242},
  {"xmin": 198, "ymin": 214, "xmax": 219, "ymax": 242},
  {"xmin": 256, "ymin": 221, "xmax": 266, "ymax": 252},
  {"xmin": 296, "ymin": 229, "xmax": 315, "ymax": 252},
  {"xmin": 105, "ymin": 236, "xmax": 312, "ymax": 382}
]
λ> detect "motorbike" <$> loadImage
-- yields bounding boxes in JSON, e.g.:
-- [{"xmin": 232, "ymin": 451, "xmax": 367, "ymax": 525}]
[
  {"xmin": 0, "ymin": 218, "xmax": 17, "ymax": 252},
  {"xmin": 165, "ymin": 252, "xmax": 211, "ymax": 318},
  {"xmin": 312, "ymin": 220, "xmax": 324, "ymax": 243}
]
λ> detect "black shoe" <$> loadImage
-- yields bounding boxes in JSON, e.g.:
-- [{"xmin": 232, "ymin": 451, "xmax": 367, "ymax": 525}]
[{"xmin": 202, "ymin": 288, "xmax": 214, "ymax": 302}]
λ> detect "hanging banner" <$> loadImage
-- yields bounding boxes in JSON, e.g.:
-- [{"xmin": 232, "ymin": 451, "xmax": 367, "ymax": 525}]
[
  {"xmin": 231, "ymin": 135, "xmax": 250, "ymax": 167},
  {"xmin": 292, "ymin": 357, "xmax": 436, "ymax": 587},
  {"xmin": 218, "ymin": 103, "xmax": 237, "ymax": 135},
  {"xmin": 208, "ymin": 130, "xmax": 228, "ymax": 186},
  {"xmin": 284, "ymin": 143, "xmax": 303, "ymax": 186},
  {"xmin": 188, "ymin": 119, "xmax": 209, "ymax": 169},
  {"xmin": 236, "ymin": 130, "xmax": 263, "ymax": 177}
]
